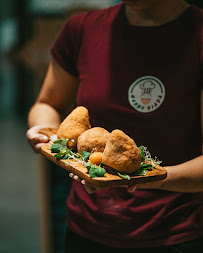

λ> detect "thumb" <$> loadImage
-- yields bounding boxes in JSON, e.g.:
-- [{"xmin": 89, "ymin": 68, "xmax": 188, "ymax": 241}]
[
  {"xmin": 39, "ymin": 135, "xmax": 49, "ymax": 142},
  {"xmin": 128, "ymin": 185, "xmax": 137, "ymax": 193}
]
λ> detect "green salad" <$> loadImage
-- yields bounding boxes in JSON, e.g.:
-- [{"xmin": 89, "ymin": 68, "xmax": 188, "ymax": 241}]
[{"xmin": 50, "ymin": 139, "xmax": 162, "ymax": 180}]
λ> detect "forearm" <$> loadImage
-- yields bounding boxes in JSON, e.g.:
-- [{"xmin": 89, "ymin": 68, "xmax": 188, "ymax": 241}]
[
  {"xmin": 136, "ymin": 155, "xmax": 203, "ymax": 193},
  {"xmin": 162, "ymin": 155, "xmax": 203, "ymax": 192},
  {"xmin": 28, "ymin": 102, "xmax": 61, "ymax": 128}
]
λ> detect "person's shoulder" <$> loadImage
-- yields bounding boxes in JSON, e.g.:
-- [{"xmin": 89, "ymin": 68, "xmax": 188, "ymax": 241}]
[
  {"xmin": 68, "ymin": 3, "xmax": 123, "ymax": 27},
  {"xmin": 87, "ymin": 3, "xmax": 123, "ymax": 21},
  {"xmin": 192, "ymin": 5, "xmax": 203, "ymax": 15},
  {"xmin": 191, "ymin": 6, "xmax": 203, "ymax": 56},
  {"xmin": 190, "ymin": 5, "xmax": 203, "ymax": 23}
]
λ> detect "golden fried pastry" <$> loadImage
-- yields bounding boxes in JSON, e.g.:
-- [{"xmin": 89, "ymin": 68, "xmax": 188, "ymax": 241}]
[
  {"xmin": 57, "ymin": 106, "xmax": 91, "ymax": 141},
  {"xmin": 77, "ymin": 127, "xmax": 110, "ymax": 154},
  {"xmin": 102, "ymin": 129, "xmax": 142, "ymax": 174}
]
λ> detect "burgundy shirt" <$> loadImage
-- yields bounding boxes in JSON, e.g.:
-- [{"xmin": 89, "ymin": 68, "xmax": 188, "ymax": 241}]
[{"xmin": 51, "ymin": 3, "xmax": 203, "ymax": 248}]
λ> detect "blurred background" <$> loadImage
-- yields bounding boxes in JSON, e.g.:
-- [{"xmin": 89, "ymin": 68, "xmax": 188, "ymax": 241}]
[
  {"xmin": 0, "ymin": 0, "xmax": 202, "ymax": 253},
  {"xmin": 0, "ymin": 1, "xmax": 121, "ymax": 253}
]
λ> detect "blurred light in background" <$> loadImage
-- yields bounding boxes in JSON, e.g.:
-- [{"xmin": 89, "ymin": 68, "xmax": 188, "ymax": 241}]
[{"xmin": 29, "ymin": 0, "xmax": 121, "ymax": 14}]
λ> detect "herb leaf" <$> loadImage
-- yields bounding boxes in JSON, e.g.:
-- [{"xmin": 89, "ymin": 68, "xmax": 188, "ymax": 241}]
[
  {"xmin": 88, "ymin": 167, "xmax": 97, "ymax": 178},
  {"xmin": 81, "ymin": 150, "xmax": 91, "ymax": 161},
  {"xmin": 54, "ymin": 139, "xmax": 68, "ymax": 146},
  {"xmin": 139, "ymin": 163, "xmax": 153, "ymax": 170},
  {"xmin": 54, "ymin": 153, "xmax": 65, "ymax": 158},
  {"xmin": 62, "ymin": 153, "xmax": 70, "ymax": 159},
  {"xmin": 85, "ymin": 161, "xmax": 92, "ymax": 171},
  {"xmin": 51, "ymin": 143, "xmax": 64, "ymax": 153},
  {"xmin": 94, "ymin": 166, "xmax": 106, "ymax": 177},
  {"xmin": 139, "ymin": 145, "xmax": 145, "ymax": 162},
  {"xmin": 135, "ymin": 169, "xmax": 147, "ymax": 176},
  {"xmin": 117, "ymin": 172, "xmax": 130, "ymax": 180},
  {"xmin": 88, "ymin": 165, "xmax": 106, "ymax": 178}
]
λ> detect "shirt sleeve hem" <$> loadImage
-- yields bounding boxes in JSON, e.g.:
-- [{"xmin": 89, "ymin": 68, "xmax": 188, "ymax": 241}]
[{"xmin": 50, "ymin": 47, "xmax": 79, "ymax": 78}]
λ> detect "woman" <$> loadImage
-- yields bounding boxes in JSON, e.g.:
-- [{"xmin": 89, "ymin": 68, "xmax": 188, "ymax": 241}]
[{"xmin": 27, "ymin": 0, "xmax": 203, "ymax": 252}]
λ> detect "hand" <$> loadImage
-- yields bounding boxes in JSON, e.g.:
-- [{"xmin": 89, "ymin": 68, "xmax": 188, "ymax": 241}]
[
  {"xmin": 69, "ymin": 173, "xmax": 139, "ymax": 194},
  {"xmin": 69, "ymin": 173, "xmax": 165, "ymax": 194},
  {"xmin": 69, "ymin": 172, "xmax": 166, "ymax": 193},
  {"xmin": 69, "ymin": 173, "xmax": 107, "ymax": 194},
  {"xmin": 26, "ymin": 125, "xmax": 49, "ymax": 153}
]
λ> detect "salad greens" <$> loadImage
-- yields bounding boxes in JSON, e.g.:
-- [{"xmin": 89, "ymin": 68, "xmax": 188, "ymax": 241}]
[
  {"xmin": 51, "ymin": 140, "xmax": 80, "ymax": 159},
  {"xmin": 81, "ymin": 150, "xmax": 91, "ymax": 161},
  {"xmin": 53, "ymin": 139, "xmax": 69, "ymax": 146},
  {"xmin": 51, "ymin": 143, "xmax": 65, "ymax": 153},
  {"xmin": 86, "ymin": 162, "xmax": 106, "ymax": 178},
  {"xmin": 117, "ymin": 172, "xmax": 131, "ymax": 180},
  {"xmin": 50, "ymin": 140, "xmax": 106, "ymax": 178},
  {"xmin": 50, "ymin": 140, "xmax": 161, "ymax": 179},
  {"xmin": 139, "ymin": 145, "xmax": 146, "ymax": 162}
]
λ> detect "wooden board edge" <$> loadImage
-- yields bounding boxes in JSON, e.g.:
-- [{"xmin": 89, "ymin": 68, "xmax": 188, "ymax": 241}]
[
  {"xmin": 41, "ymin": 144, "xmax": 167, "ymax": 188},
  {"xmin": 39, "ymin": 128, "xmax": 58, "ymax": 138}
]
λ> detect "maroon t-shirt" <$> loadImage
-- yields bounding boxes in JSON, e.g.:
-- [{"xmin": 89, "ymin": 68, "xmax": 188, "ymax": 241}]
[{"xmin": 51, "ymin": 3, "xmax": 203, "ymax": 248}]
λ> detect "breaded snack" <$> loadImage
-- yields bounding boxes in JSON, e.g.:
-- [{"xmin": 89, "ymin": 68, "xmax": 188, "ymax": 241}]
[
  {"xmin": 77, "ymin": 127, "xmax": 110, "ymax": 154},
  {"xmin": 102, "ymin": 129, "xmax": 142, "ymax": 174},
  {"xmin": 57, "ymin": 106, "xmax": 91, "ymax": 141}
]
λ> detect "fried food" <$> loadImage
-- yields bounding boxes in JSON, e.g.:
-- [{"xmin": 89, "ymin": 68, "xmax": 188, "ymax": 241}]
[
  {"xmin": 102, "ymin": 129, "xmax": 142, "ymax": 174},
  {"xmin": 57, "ymin": 106, "xmax": 91, "ymax": 141},
  {"xmin": 77, "ymin": 127, "xmax": 110, "ymax": 154}
]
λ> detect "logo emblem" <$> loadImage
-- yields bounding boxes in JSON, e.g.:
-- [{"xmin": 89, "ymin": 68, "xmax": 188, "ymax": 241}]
[{"xmin": 128, "ymin": 76, "xmax": 165, "ymax": 113}]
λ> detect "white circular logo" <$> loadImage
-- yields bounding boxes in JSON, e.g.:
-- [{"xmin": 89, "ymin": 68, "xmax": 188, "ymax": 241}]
[{"xmin": 128, "ymin": 76, "xmax": 165, "ymax": 113}]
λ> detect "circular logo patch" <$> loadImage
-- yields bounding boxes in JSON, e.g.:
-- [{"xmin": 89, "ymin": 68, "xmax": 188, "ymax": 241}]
[{"xmin": 128, "ymin": 76, "xmax": 165, "ymax": 113}]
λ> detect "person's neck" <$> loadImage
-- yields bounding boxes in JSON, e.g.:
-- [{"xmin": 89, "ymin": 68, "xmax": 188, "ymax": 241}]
[{"xmin": 125, "ymin": 0, "xmax": 190, "ymax": 27}]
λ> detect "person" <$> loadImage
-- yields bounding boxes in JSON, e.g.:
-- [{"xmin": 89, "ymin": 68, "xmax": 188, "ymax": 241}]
[{"xmin": 26, "ymin": 0, "xmax": 203, "ymax": 252}]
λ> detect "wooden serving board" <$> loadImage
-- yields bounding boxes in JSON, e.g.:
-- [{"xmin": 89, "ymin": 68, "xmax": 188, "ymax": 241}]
[{"xmin": 40, "ymin": 128, "xmax": 167, "ymax": 188}]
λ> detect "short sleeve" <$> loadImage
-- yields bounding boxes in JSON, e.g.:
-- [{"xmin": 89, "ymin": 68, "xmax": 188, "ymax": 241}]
[
  {"xmin": 50, "ymin": 13, "xmax": 88, "ymax": 77},
  {"xmin": 199, "ymin": 11, "xmax": 203, "ymax": 90},
  {"xmin": 201, "ymin": 31, "xmax": 203, "ymax": 90}
]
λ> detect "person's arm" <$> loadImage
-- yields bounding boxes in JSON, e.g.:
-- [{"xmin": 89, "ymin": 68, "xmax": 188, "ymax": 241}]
[
  {"xmin": 72, "ymin": 154, "xmax": 203, "ymax": 194},
  {"xmin": 26, "ymin": 58, "xmax": 79, "ymax": 153},
  {"xmin": 128, "ymin": 90, "xmax": 203, "ymax": 193},
  {"xmin": 128, "ymin": 155, "xmax": 203, "ymax": 193}
]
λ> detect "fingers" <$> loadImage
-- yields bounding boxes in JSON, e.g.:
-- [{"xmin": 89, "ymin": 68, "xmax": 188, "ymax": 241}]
[
  {"xmin": 128, "ymin": 184, "xmax": 137, "ymax": 192},
  {"xmin": 69, "ymin": 173, "xmax": 98, "ymax": 194},
  {"xmin": 69, "ymin": 173, "xmax": 81, "ymax": 182},
  {"xmin": 69, "ymin": 173, "xmax": 138, "ymax": 193},
  {"xmin": 127, "ymin": 179, "xmax": 137, "ymax": 192},
  {"xmin": 26, "ymin": 125, "xmax": 49, "ymax": 153},
  {"xmin": 83, "ymin": 185, "xmax": 98, "ymax": 194}
]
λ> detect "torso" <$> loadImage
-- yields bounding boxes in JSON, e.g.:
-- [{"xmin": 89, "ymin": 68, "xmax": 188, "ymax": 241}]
[{"xmin": 51, "ymin": 2, "xmax": 203, "ymax": 247}]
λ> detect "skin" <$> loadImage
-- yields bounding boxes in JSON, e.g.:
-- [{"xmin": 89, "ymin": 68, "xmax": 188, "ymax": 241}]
[
  {"xmin": 27, "ymin": 59, "xmax": 79, "ymax": 152},
  {"xmin": 122, "ymin": 0, "xmax": 190, "ymax": 26},
  {"xmin": 27, "ymin": 0, "xmax": 203, "ymax": 194}
]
